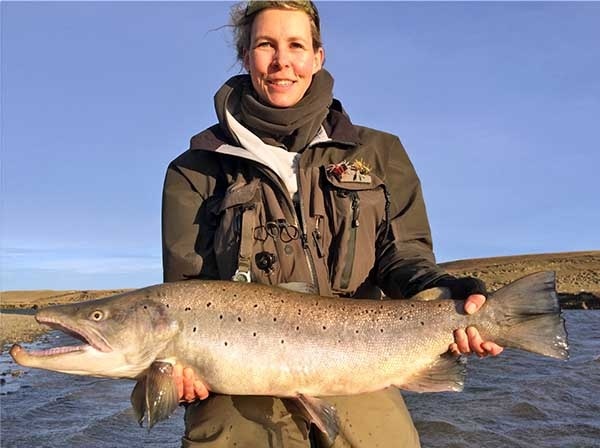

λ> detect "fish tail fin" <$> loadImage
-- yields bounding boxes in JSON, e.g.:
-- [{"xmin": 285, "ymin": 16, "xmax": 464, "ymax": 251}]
[{"xmin": 489, "ymin": 271, "xmax": 569, "ymax": 359}]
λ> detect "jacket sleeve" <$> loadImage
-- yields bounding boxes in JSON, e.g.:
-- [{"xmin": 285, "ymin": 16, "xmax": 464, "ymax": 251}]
[
  {"xmin": 376, "ymin": 137, "xmax": 450, "ymax": 298},
  {"xmin": 161, "ymin": 156, "xmax": 220, "ymax": 283}
]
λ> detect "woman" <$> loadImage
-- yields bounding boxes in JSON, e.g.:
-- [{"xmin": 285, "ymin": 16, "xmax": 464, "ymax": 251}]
[{"xmin": 162, "ymin": 2, "xmax": 502, "ymax": 447}]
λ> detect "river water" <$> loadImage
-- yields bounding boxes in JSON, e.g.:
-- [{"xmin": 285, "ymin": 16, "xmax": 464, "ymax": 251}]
[{"xmin": 1, "ymin": 311, "xmax": 599, "ymax": 447}]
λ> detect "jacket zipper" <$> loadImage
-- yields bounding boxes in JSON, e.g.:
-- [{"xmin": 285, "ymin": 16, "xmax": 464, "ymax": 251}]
[
  {"xmin": 340, "ymin": 191, "xmax": 360, "ymax": 290},
  {"xmin": 296, "ymin": 177, "xmax": 319, "ymax": 292}
]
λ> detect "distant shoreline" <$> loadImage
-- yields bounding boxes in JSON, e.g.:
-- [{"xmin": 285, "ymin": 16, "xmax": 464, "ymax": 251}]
[{"xmin": 2, "ymin": 251, "xmax": 598, "ymax": 350}]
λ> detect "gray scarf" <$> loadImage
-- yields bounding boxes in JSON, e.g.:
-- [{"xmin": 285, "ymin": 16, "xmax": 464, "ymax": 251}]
[{"xmin": 215, "ymin": 69, "xmax": 334, "ymax": 153}]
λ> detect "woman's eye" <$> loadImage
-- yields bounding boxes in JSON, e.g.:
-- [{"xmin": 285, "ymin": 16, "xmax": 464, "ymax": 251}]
[
  {"xmin": 291, "ymin": 42, "xmax": 305, "ymax": 49},
  {"xmin": 256, "ymin": 41, "xmax": 272, "ymax": 48}
]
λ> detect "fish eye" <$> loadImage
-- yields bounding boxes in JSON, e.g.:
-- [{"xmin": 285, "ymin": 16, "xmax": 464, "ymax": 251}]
[{"xmin": 90, "ymin": 310, "xmax": 104, "ymax": 321}]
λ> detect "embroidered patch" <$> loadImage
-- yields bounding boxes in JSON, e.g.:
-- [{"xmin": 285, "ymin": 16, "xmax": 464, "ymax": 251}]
[{"xmin": 326, "ymin": 159, "xmax": 372, "ymax": 183}]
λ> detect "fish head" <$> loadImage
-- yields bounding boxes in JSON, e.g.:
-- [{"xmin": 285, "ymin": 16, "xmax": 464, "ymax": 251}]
[{"xmin": 10, "ymin": 288, "xmax": 180, "ymax": 379}]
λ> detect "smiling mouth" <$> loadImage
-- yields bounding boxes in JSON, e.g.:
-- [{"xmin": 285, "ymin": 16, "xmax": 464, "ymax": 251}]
[{"xmin": 268, "ymin": 79, "xmax": 295, "ymax": 86}]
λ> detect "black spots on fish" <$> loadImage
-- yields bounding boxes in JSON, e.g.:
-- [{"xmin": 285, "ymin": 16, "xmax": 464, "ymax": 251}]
[
  {"xmin": 165, "ymin": 304, "xmax": 170, "ymax": 308},
  {"xmin": 253, "ymin": 332, "xmax": 257, "ymax": 337},
  {"xmin": 280, "ymin": 339, "xmax": 285, "ymax": 344},
  {"xmin": 297, "ymin": 309, "xmax": 302, "ymax": 316},
  {"xmin": 380, "ymin": 328, "xmax": 384, "ymax": 333},
  {"xmin": 185, "ymin": 307, "xmax": 191, "ymax": 312},
  {"xmin": 399, "ymin": 316, "xmax": 403, "ymax": 321},
  {"xmin": 421, "ymin": 321, "xmax": 425, "ymax": 326},
  {"xmin": 322, "ymin": 325, "xmax": 327, "ymax": 331},
  {"xmin": 410, "ymin": 303, "xmax": 415, "ymax": 308},
  {"xmin": 233, "ymin": 294, "xmax": 238, "ymax": 298},
  {"xmin": 219, "ymin": 314, "xmax": 224, "ymax": 320},
  {"xmin": 206, "ymin": 302, "xmax": 212, "ymax": 308},
  {"xmin": 273, "ymin": 317, "xmax": 278, "ymax": 322},
  {"xmin": 237, "ymin": 317, "xmax": 242, "ymax": 322},
  {"xmin": 253, "ymin": 304, "xmax": 259, "ymax": 308},
  {"xmin": 280, "ymin": 299, "xmax": 285, "ymax": 304},
  {"xmin": 193, "ymin": 327, "xmax": 197, "ymax": 333},
  {"xmin": 438, "ymin": 304, "xmax": 443, "ymax": 308},
  {"xmin": 355, "ymin": 329, "xmax": 360, "ymax": 334},
  {"xmin": 224, "ymin": 341, "xmax": 228, "ymax": 346},
  {"xmin": 295, "ymin": 326, "xmax": 300, "ymax": 331},
  {"xmin": 143, "ymin": 305, "xmax": 148, "ymax": 310}
]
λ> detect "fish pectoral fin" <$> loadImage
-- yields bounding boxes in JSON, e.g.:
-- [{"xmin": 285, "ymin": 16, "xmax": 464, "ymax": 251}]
[
  {"xmin": 409, "ymin": 287, "xmax": 451, "ymax": 301},
  {"xmin": 291, "ymin": 394, "xmax": 339, "ymax": 444},
  {"xmin": 398, "ymin": 353, "xmax": 466, "ymax": 393},
  {"xmin": 144, "ymin": 361, "xmax": 179, "ymax": 429},
  {"xmin": 130, "ymin": 377, "xmax": 147, "ymax": 426}
]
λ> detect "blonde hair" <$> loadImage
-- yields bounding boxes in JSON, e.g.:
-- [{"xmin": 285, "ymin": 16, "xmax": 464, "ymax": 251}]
[{"xmin": 230, "ymin": 1, "xmax": 323, "ymax": 63}]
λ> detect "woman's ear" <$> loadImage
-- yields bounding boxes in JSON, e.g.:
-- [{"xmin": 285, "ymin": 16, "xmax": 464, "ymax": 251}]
[
  {"xmin": 243, "ymin": 50, "xmax": 250, "ymax": 72},
  {"xmin": 313, "ymin": 47, "xmax": 325, "ymax": 73}
]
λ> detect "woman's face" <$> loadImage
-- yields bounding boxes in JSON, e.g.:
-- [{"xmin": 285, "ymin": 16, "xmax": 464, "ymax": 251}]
[{"xmin": 244, "ymin": 8, "xmax": 324, "ymax": 108}]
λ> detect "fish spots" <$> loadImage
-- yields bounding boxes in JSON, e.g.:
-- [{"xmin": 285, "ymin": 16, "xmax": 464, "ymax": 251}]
[
  {"xmin": 295, "ymin": 326, "xmax": 300, "ymax": 331},
  {"xmin": 165, "ymin": 304, "xmax": 170, "ymax": 308},
  {"xmin": 253, "ymin": 332, "xmax": 257, "ymax": 337},
  {"xmin": 253, "ymin": 304, "xmax": 258, "ymax": 308},
  {"xmin": 380, "ymin": 328, "xmax": 384, "ymax": 333},
  {"xmin": 185, "ymin": 307, "xmax": 191, "ymax": 312},
  {"xmin": 219, "ymin": 314, "xmax": 224, "ymax": 320},
  {"xmin": 206, "ymin": 302, "xmax": 212, "ymax": 308},
  {"xmin": 322, "ymin": 326, "xmax": 327, "ymax": 331},
  {"xmin": 237, "ymin": 317, "xmax": 242, "ymax": 322},
  {"xmin": 280, "ymin": 339, "xmax": 285, "ymax": 344},
  {"xmin": 224, "ymin": 341, "xmax": 228, "ymax": 346},
  {"xmin": 143, "ymin": 305, "xmax": 148, "ymax": 310},
  {"xmin": 273, "ymin": 317, "xmax": 278, "ymax": 322},
  {"xmin": 420, "ymin": 321, "xmax": 425, "ymax": 326},
  {"xmin": 193, "ymin": 327, "xmax": 197, "ymax": 333},
  {"xmin": 355, "ymin": 329, "xmax": 360, "ymax": 334}
]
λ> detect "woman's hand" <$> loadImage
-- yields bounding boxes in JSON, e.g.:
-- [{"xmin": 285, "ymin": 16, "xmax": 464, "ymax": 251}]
[
  {"xmin": 449, "ymin": 293, "xmax": 504, "ymax": 357},
  {"xmin": 173, "ymin": 364, "xmax": 210, "ymax": 402}
]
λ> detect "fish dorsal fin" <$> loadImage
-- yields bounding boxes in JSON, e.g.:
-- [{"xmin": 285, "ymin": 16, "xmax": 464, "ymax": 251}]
[
  {"xmin": 410, "ymin": 287, "xmax": 451, "ymax": 301},
  {"xmin": 397, "ymin": 353, "xmax": 466, "ymax": 393},
  {"xmin": 278, "ymin": 282, "xmax": 318, "ymax": 295},
  {"xmin": 291, "ymin": 394, "xmax": 339, "ymax": 444}
]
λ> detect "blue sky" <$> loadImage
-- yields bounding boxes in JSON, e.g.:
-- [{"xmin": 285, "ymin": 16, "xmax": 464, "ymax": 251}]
[{"xmin": 1, "ymin": 1, "xmax": 599, "ymax": 291}]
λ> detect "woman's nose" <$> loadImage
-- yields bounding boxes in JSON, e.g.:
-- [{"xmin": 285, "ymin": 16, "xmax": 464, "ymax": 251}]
[{"xmin": 272, "ymin": 48, "xmax": 291, "ymax": 68}]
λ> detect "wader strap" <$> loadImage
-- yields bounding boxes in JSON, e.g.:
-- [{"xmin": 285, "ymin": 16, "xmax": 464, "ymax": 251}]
[{"xmin": 232, "ymin": 206, "xmax": 256, "ymax": 282}]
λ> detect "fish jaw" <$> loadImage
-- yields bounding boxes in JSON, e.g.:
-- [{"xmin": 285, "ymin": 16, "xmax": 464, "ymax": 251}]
[
  {"xmin": 9, "ymin": 314, "xmax": 151, "ymax": 379},
  {"xmin": 9, "ymin": 343, "xmax": 143, "ymax": 378}
]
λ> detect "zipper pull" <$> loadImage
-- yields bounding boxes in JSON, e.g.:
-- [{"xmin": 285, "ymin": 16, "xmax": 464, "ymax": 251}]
[
  {"xmin": 351, "ymin": 192, "xmax": 360, "ymax": 227},
  {"xmin": 312, "ymin": 216, "xmax": 325, "ymax": 258}
]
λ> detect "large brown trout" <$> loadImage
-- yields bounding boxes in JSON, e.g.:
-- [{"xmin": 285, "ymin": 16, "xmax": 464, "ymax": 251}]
[{"xmin": 10, "ymin": 271, "xmax": 568, "ymax": 439}]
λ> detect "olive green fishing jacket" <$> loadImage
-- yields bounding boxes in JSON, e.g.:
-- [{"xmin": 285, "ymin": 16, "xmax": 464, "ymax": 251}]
[{"xmin": 162, "ymin": 99, "xmax": 449, "ymax": 299}]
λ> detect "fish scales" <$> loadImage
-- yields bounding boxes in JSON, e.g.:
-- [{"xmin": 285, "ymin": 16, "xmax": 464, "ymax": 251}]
[{"xmin": 152, "ymin": 281, "xmax": 468, "ymax": 396}]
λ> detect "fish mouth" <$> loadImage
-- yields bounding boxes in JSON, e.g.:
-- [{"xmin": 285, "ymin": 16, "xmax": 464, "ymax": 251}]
[{"xmin": 27, "ymin": 315, "xmax": 113, "ymax": 356}]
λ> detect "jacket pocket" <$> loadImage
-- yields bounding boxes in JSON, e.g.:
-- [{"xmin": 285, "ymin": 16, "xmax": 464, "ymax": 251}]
[
  {"xmin": 213, "ymin": 178, "xmax": 262, "ymax": 281},
  {"xmin": 323, "ymin": 170, "xmax": 388, "ymax": 294}
]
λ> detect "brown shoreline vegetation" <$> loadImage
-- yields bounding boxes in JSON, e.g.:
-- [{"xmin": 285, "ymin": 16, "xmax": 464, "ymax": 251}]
[{"xmin": 1, "ymin": 251, "xmax": 598, "ymax": 350}]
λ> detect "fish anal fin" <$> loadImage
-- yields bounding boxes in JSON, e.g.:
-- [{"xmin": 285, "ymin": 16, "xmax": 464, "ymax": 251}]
[
  {"xmin": 399, "ymin": 353, "xmax": 466, "ymax": 393},
  {"xmin": 410, "ymin": 287, "xmax": 451, "ymax": 301},
  {"xmin": 292, "ymin": 394, "xmax": 339, "ymax": 444},
  {"xmin": 145, "ymin": 361, "xmax": 179, "ymax": 429}
]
